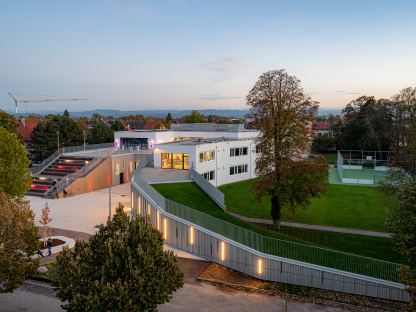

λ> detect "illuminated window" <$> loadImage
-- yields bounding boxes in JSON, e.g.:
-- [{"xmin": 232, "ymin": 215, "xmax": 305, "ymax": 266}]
[
  {"xmin": 220, "ymin": 241, "xmax": 225, "ymax": 261},
  {"xmin": 199, "ymin": 151, "xmax": 215, "ymax": 163},
  {"xmin": 161, "ymin": 153, "xmax": 189, "ymax": 170},
  {"xmin": 189, "ymin": 227, "xmax": 194, "ymax": 245}
]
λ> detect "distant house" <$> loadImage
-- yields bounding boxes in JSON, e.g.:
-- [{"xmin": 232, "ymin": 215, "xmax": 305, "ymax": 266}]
[
  {"xmin": 126, "ymin": 121, "xmax": 165, "ymax": 131},
  {"xmin": 312, "ymin": 121, "xmax": 331, "ymax": 136},
  {"xmin": 16, "ymin": 118, "xmax": 40, "ymax": 159}
]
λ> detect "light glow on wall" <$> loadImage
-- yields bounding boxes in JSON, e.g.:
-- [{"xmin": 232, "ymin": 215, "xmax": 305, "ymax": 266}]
[
  {"xmin": 220, "ymin": 241, "xmax": 225, "ymax": 261},
  {"xmin": 163, "ymin": 218, "xmax": 167, "ymax": 240},
  {"xmin": 147, "ymin": 203, "xmax": 151, "ymax": 215},
  {"xmin": 258, "ymin": 258, "xmax": 263, "ymax": 275},
  {"xmin": 157, "ymin": 210, "xmax": 160, "ymax": 230},
  {"xmin": 190, "ymin": 226, "xmax": 194, "ymax": 245},
  {"xmin": 138, "ymin": 196, "xmax": 141, "ymax": 215}
]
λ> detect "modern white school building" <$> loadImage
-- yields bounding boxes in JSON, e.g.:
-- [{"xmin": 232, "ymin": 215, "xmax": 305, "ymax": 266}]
[{"xmin": 114, "ymin": 123, "xmax": 259, "ymax": 186}]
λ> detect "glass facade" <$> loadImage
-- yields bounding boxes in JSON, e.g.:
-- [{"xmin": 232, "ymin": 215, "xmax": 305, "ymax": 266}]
[{"xmin": 161, "ymin": 153, "xmax": 189, "ymax": 170}]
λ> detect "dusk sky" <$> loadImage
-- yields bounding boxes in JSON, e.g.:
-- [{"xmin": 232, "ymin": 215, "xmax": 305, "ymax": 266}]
[{"xmin": 1, "ymin": 0, "xmax": 415, "ymax": 113}]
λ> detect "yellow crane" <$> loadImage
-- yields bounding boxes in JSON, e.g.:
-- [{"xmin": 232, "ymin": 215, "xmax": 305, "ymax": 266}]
[{"xmin": 8, "ymin": 92, "xmax": 87, "ymax": 114}]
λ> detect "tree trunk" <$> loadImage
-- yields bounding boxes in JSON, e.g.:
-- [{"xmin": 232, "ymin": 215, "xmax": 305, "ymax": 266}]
[{"xmin": 270, "ymin": 194, "xmax": 282, "ymax": 230}]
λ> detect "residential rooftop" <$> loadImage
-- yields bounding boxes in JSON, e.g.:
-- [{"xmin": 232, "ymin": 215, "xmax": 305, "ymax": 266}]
[{"xmin": 156, "ymin": 137, "xmax": 247, "ymax": 146}]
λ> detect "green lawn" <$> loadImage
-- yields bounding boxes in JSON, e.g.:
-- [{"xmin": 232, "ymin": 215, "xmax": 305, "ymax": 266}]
[
  {"xmin": 153, "ymin": 182, "xmax": 404, "ymax": 264},
  {"xmin": 219, "ymin": 180, "xmax": 392, "ymax": 232}
]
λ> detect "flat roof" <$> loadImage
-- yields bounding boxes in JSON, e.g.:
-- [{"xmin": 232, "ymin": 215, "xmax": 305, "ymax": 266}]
[{"xmin": 156, "ymin": 137, "xmax": 252, "ymax": 146}]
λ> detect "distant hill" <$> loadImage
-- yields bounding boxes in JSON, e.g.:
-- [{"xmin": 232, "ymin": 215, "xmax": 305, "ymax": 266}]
[{"xmin": 9, "ymin": 108, "xmax": 342, "ymax": 118}]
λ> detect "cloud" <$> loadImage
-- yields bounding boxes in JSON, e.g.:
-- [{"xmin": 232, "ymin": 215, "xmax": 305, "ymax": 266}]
[
  {"xmin": 199, "ymin": 57, "xmax": 243, "ymax": 82},
  {"xmin": 306, "ymin": 90, "xmax": 363, "ymax": 96},
  {"xmin": 197, "ymin": 94, "xmax": 241, "ymax": 101}
]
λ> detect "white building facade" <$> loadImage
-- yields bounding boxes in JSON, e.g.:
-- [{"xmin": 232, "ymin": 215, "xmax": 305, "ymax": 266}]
[{"xmin": 114, "ymin": 124, "xmax": 259, "ymax": 186}]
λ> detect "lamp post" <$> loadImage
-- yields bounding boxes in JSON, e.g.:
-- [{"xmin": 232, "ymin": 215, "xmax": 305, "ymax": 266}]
[{"xmin": 56, "ymin": 130, "xmax": 60, "ymax": 150}]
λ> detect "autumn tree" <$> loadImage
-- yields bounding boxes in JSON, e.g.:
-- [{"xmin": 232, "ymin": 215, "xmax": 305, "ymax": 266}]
[
  {"xmin": 55, "ymin": 204, "xmax": 183, "ymax": 311},
  {"xmin": 0, "ymin": 127, "xmax": 31, "ymax": 197},
  {"xmin": 0, "ymin": 192, "xmax": 39, "ymax": 292},
  {"xmin": 247, "ymin": 69, "xmax": 328, "ymax": 229},
  {"xmin": 39, "ymin": 202, "xmax": 52, "ymax": 247}
]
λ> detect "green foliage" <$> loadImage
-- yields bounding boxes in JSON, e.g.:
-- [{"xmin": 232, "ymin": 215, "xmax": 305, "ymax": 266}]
[
  {"xmin": 183, "ymin": 110, "xmax": 205, "ymax": 123},
  {"xmin": 339, "ymin": 96, "xmax": 393, "ymax": 151},
  {"xmin": 312, "ymin": 135, "xmax": 337, "ymax": 152},
  {"xmin": 387, "ymin": 177, "xmax": 416, "ymax": 305},
  {"xmin": 387, "ymin": 177, "xmax": 416, "ymax": 267},
  {"xmin": 0, "ymin": 127, "xmax": 31, "ymax": 197},
  {"xmin": 55, "ymin": 205, "xmax": 183, "ymax": 312},
  {"xmin": 0, "ymin": 192, "xmax": 39, "ymax": 292},
  {"xmin": 32, "ymin": 114, "xmax": 83, "ymax": 159},
  {"xmin": 0, "ymin": 110, "xmax": 17, "ymax": 133},
  {"xmin": 88, "ymin": 120, "xmax": 114, "ymax": 144},
  {"xmin": 110, "ymin": 120, "xmax": 125, "ymax": 131}
]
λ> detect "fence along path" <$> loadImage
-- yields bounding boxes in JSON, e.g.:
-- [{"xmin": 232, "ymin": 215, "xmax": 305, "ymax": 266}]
[{"xmin": 132, "ymin": 173, "xmax": 409, "ymax": 302}]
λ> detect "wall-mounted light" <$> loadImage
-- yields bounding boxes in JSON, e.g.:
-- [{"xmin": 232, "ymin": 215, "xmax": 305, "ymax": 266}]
[
  {"xmin": 163, "ymin": 218, "xmax": 167, "ymax": 240},
  {"xmin": 220, "ymin": 241, "xmax": 225, "ymax": 261},
  {"xmin": 190, "ymin": 226, "xmax": 194, "ymax": 245},
  {"xmin": 131, "ymin": 192, "xmax": 134, "ymax": 210},
  {"xmin": 257, "ymin": 258, "xmax": 263, "ymax": 275},
  {"xmin": 138, "ymin": 196, "xmax": 141, "ymax": 215}
]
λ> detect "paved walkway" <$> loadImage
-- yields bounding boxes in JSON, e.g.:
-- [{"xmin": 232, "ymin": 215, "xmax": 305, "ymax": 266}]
[
  {"xmin": 227, "ymin": 212, "xmax": 392, "ymax": 238},
  {"xmin": 138, "ymin": 167, "xmax": 192, "ymax": 184}
]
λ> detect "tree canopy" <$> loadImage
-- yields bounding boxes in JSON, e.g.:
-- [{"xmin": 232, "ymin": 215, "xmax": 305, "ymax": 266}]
[
  {"xmin": 32, "ymin": 114, "xmax": 83, "ymax": 159},
  {"xmin": 183, "ymin": 110, "xmax": 205, "ymax": 123},
  {"xmin": 88, "ymin": 120, "xmax": 114, "ymax": 144},
  {"xmin": 247, "ymin": 69, "xmax": 328, "ymax": 229},
  {"xmin": 0, "ymin": 111, "xmax": 17, "ymax": 134},
  {"xmin": 0, "ymin": 192, "xmax": 39, "ymax": 293},
  {"xmin": 387, "ymin": 177, "xmax": 416, "ymax": 305},
  {"xmin": 110, "ymin": 120, "xmax": 125, "ymax": 131},
  {"xmin": 0, "ymin": 127, "xmax": 31, "ymax": 197},
  {"xmin": 339, "ymin": 96, "xmax": 394, "ymax": 151},
  {"xmin": 55, "ymin": 205, "xmax": 183, "ymax": 311}
]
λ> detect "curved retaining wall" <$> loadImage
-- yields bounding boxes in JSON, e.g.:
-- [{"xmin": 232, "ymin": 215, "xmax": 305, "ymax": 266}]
[{"xmin": 130, "ymin": 178, "xmax": 409, "ymax": 302}]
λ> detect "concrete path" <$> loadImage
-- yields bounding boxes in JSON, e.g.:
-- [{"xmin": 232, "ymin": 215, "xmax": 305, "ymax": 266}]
[
  {"xmin": 138, "ymin": 167, "xmax": 192, "ymax": 184},
  {"xmin": 0, "ymin": 282, "xmax": 345, "ymax": 312},
  {"xmin": 227, "ymin": 212, "xmax": 392, "ymax": 238}
]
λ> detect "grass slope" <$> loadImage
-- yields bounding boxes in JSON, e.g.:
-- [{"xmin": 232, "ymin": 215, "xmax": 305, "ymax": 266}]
[
  {"xmin": 153, "ymin": 182, "xmax": 403, "ymax": 264},
  {"xmin": 219, "ymin": 180, "xmax": 392, "ymax": 232}
]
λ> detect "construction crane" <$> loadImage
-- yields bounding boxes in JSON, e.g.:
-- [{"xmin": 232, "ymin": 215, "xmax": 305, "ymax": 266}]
[{"xmin": 8, "ymin": 92, "xmax": 87, "ymax": 114}]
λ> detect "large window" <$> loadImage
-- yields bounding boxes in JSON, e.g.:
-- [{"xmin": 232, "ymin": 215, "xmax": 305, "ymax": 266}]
[
  {"xmin": 201, "ymin": 170, "xmax": 215, "ymax": 181},
  {"xmin": 229, "ymin": 164, "xmax": 248, "ymax": 176},
  {"xmin": 161, "ymin": 153, "xmax": 189, "ymax": 170},
  {"xmin": 199, "ymin": 151, "xmax": 215, "ymax": 163},
  {"xmin": 230, "ymin": 147, "xmax": 248, "ymax": 157}
]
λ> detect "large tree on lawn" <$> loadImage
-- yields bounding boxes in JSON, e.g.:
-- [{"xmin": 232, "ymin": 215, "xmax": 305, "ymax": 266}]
[
  {"xmin": 55, "ymin": 204, "xmax": 183, "ymax": 311},
  {"xmin": 247, "ymin": 69, "xmax": 328, "ymax": 229}
]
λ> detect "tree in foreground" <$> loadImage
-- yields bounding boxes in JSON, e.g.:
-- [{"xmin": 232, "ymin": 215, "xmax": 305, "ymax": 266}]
[
  {"xmin": 387, "ymin": 177, "xmax": 416, "ymax": 306},
  {"xmin": 39, "ymin": 202, "xmax": 52, "ymax": 247},
  {"xmin": 0, "ymin": 110, "xmax": 18, "ymax": 134},
  {"xmin": 247, "ymin": 69, "xmax": 328, "ymax": 229},
  {"xmin": 55, "ymin": 204, "xmax": 183, "ymax": 311},
  {"xmin": 0, "ymin": 127, "xmax": 31, "ymax": 197},
  {"xmin": 0, "ymin": 192, "xmax": 39, "ymax": 292}
]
